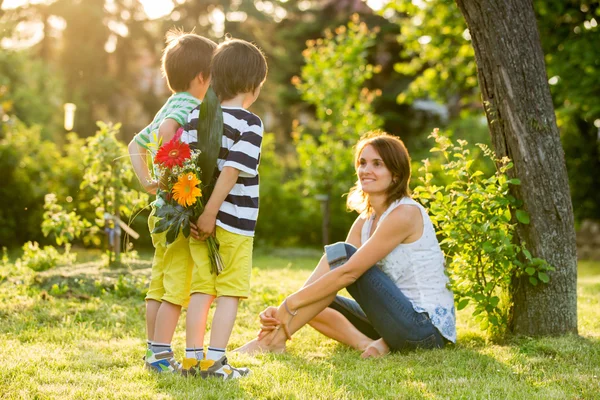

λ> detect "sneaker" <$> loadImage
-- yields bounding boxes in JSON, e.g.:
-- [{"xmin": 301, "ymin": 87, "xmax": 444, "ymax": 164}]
[
  {"xmin": 146, "ymin": 350, "xmax": 181, "ymax": 373},
  {"xmin": 143, "ymin": 349, "xmax": 153, "ymax": 370},
  {"xmin": 200, "ymin": 356, "xmax": 250, "ymax": 380},
  {"xmin": 181, "ymin": 357, "xmax": 203, "ymax": 378}
]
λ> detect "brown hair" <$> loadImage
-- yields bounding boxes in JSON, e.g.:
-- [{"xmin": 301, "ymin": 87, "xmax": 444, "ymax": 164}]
[
  {"xmin": 210, "ymin": 38, "xmax": 268, "ymax": 101},
  {"xmin": 161, "ymin": 28, "xmax": 217, "ymax": 93},
  {"xmin": 347, "ymin": 131, "xmax": 412, "ymax": 215}
]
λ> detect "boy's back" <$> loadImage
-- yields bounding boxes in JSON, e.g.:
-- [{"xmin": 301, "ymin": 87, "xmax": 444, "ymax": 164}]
[
  {"xmin": 134, "ymin": 92, "xmax": 201, "ymax": 159},
  {"xmin": 182, "ymin": 106, "xmax": 263, "ymax": 236}
]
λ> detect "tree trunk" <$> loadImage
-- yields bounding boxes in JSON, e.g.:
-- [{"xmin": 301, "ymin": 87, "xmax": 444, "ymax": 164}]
[{"xmin": 455, "ymin": 0, "xmax": 578, "ymax": 335}]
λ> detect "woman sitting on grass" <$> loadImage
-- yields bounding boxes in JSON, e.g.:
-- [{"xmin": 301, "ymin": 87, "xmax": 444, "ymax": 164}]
[{"xmin": 237, "ymin": 131, "xmax": 456, "ymax": 357}]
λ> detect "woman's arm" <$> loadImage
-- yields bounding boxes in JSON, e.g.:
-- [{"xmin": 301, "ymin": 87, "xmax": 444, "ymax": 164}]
[
  {"xmin": 286, "ymin": 205, "xmax": 421, "ymax": 311},
  {"xmin": 258, "ymin": 215, "xmax": 366, "ymax": 331}
]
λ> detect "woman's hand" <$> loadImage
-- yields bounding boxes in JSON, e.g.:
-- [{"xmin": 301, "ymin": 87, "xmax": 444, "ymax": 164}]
[
  {"xmin": 257, "ymin": 306, "xmax": 281, "ymax": 340},
  {"xmin": 257, "ymin": 304, "xmax": 293, "ymax": 342}
]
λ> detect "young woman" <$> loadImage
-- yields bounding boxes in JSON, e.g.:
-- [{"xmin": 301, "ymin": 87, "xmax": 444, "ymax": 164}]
[{"xmin": 237, "ymin": 132, "xmax": 456, "ymax": 357}]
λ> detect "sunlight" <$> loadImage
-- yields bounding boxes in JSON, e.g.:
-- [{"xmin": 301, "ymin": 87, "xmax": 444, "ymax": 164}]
[
  {"xmin": 1, "ymin": 0, "xmax": 51, "ymax": 9},
  {"xmin": 139, "ymin": 0, "xmax": 174, "ymax": 20}
]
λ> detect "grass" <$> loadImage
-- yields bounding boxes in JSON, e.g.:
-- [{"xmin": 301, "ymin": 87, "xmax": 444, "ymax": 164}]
[{"xmin": 1, "ymin": 249, "xmax": 599, "ymax": 399}]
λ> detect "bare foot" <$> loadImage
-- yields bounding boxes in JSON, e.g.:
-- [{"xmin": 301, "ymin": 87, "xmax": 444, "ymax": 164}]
[
  {"xmin": 360, "ymin": 338, "xmax": 390, "ymax": 358},
  {"xmin": 233, "ymin": 338, "xmax": 286, "ymax": 355}
]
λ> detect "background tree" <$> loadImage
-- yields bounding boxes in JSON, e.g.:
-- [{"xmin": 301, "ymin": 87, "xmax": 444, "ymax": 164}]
[
  {"xmin": 454, "ymin": 0, "xmax": 578, "ymax": 335},
  {"xmin": 389, "ymin": 0, "xmax": 600, "ymax": 223}
]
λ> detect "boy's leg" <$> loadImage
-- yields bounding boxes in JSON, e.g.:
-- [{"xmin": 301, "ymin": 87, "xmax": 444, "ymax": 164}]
[
  {"xmin": 207, "ymin": 296, "xmax": 239, "ymax": 351},
  {"xmin": 145, "ymin": 211, "xmax": 167, "ymax": 363},
  {"xmin": 199, "ymin": 228, "xmax": 251, "ymax": 379},
  {"xmin": 148, "ymin": 231, "xmax": 194, "ymax": 373},
  {"xmin": 153, "ymin": 301, "xmax": 182, "ymax": 344},
  {"xmin": 183, "ymin": 292, "xmax": 214, "ymax": 372},
  {"xmin": 185, "ymin": 235, "xmax": 218, "ymax": 376},
  {"xmin": 186, "ymin": 293, "xmax": 215, "ymax": 349},
  {"xmin": 146, "ymin": 299, "xmax": 161, "ymax": 342}
]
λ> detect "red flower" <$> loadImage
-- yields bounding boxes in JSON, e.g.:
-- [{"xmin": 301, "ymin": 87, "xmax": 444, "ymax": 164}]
[{"xmin": 155, "ymin": 137, "xmax": 191, "ymax": 168}]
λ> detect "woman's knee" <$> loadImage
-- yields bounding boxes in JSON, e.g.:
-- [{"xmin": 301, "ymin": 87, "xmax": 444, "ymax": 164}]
[{"xmin": 324, "ymin": 242, "xmax": 357, "ymax": 270}]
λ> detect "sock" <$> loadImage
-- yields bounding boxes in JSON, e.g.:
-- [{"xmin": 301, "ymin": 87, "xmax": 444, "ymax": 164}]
[
  {"xmin": 151, "ymin": 343, "xmax": 172, "ymax": 354},
  {"xmin": 147, "ymin": 340, "xmax": 153, "ymax": 350},
  {"xmin": 206, "ymin": 347, "xmax": 226, "ymax": 361},
  {"xmin": 185, "ymin": 347, "xmax": 204, "ymax": 360}
]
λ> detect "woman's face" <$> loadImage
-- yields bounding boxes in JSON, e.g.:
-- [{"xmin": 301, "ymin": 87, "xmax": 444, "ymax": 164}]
[{"xmin": 357, "ymin": 144, "xmax": 394, "ymax": 195}]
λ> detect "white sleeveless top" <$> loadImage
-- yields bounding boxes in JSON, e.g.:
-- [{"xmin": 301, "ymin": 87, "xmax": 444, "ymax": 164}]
[{"xmin": 361, "ymin": 197, "xmax": 456, "ymax": 342}]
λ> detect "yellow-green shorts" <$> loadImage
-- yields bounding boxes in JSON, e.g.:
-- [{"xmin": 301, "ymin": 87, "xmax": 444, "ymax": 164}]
[
  {"xmin": 145, "ymin": 208, "xmax": 193, "ymax": 307},
  {"xmin": 189, "ymin": 226, "xmax": 253, "ymax": 298}
]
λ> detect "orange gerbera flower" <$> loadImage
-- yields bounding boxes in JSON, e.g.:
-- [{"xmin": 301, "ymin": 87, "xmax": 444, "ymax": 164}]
[
  {"xmin": 155, "ymin": 137, "xmax": 191, "ymax": 168},
  {"xmin": 172, "ymin": 172, "xmax": 202, "ymax": 207}
]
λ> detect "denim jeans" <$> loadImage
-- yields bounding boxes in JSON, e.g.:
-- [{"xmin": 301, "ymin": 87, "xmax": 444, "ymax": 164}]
[{"xmin": 325, "ymin": 242, "xmax": 445, "ymax": 351}]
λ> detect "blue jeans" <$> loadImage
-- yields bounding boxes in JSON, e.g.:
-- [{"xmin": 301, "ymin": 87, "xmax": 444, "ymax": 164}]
[{"xmin": 325, "ymin": 242, "xmax": 445, "ymax": 351}]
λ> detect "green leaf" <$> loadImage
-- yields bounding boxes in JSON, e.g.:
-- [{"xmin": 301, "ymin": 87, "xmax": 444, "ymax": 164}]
[
  {"xmin": 509, "ymin": 178, "xmax": 521, "ymax": 185},
  {"xmin": 471, "ymin": 170, "xmax": 484, "ymax": 178},
  {"xmin": 529, "ymin": 276, "xmax": 538, "ymax": 286},
  {"xmin": 457, "ymin": 298, "xmax": 469, "ymax": 310},
  {"xmin": 516, "ymin": 210, "xmax": 530, "ymax": 224},
  {"xmin": 525, "ymin": 267, "xmax": 536, "ymax": 276},
  {"xmin": 166, "ymin": 219, "xmax": 182, "ymax": 245},
  {"xmin": 523, "ymin": 248, "xmax": 532, "ymax": 260},
  {"xmin": 193, "ymin": 86, "xmax": 224, "ymax": 199},
  {"xmin": 489, "ymin": 296, "xmax": 500, "ymax": 307},
  {"xmin": 482, "ymin": 241, "xmax": 495, "ymax": 253},
  {"xmin": 538, "ymin": 272, "xmax": 550, "ymax": 283},
  {"xmin": 479, "ymin": 319, "xmax": 489, "ymax": 330}
]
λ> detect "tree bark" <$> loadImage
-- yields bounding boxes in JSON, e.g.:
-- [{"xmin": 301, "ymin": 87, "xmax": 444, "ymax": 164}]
[{"xmin": 455, "ymin": 0, "xmax": 578, "ymax": 335}]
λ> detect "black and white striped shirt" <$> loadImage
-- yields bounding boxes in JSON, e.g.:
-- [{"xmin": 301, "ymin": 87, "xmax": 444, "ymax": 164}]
[{"xmin": 181, "ymin": 106, "xmax": 263, "ymax": 237}]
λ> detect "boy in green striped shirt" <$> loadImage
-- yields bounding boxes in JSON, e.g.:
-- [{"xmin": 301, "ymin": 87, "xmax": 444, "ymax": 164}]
[{"xmin": 128, "ymin": 29, "xmax": 216, "ymax": 373}]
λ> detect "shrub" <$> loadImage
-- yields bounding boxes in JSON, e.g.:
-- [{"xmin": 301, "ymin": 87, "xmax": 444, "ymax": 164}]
[
  {"xmin": 15, "ymin": 241, "xmax": 76, "ymax": 272},
  {"xmin": 414, "ymin": 129, "xmax": 553, "ymax": 335}
]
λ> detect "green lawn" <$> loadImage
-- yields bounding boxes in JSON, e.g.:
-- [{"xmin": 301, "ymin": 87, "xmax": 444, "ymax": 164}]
[{"xmin": 1, "ymin": 249, "xmax": 599, "ymax": 399}]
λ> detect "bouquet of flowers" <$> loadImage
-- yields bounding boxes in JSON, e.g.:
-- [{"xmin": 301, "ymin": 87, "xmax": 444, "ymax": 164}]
[
  {"xmin": 151, "ymin": 87, "xmax": 224, "ymax": 275},
  {"xmin": 151, "ymin": 132, "xmax": 224, "ymax": 275}
]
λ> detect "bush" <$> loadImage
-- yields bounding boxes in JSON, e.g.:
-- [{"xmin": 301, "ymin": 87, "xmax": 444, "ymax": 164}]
[
  {"xmin": 414, "ymin": 129, "xmax": 553, "ymax": 335},
  {"xmin": 15, "ymin": 241, "xmax": 76, "ymax": 272}
]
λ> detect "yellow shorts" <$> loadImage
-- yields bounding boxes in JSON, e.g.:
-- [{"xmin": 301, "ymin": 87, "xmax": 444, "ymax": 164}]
[
  {"xmin": 145, "ymin": 208, "xmax": 193, "ymax": 307},
  {"xmin": 189, "ymin": 226, "xmax": 253, "ymax": 298}
]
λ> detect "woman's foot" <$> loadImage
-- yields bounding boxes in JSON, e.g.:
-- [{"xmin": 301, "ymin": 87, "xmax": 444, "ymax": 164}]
[
  {"xmin": 360, "ymin": 338, "xmax": 390, "ymax": 358},
  {"xmin": 233, "ymin": 337, "xmax": 286, "ymax": 355}
]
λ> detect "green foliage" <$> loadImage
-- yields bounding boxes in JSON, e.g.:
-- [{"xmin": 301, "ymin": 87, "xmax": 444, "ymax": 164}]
[
  {"xmin": 113, "ymin": 275, "xmax": 147, "ymax": 299},
  {"xmin": 41, "ymin": 193, "xmax": 91, "ymax": 246},
  {"xmin": 389, "ymin": 1, "xmax": 478, "ymax": 110},
  {"xmin": 79, "ymin": 122, "xmax": 149, "ymax": 248},
  {"xmin": 0, "ymin": 118, "xmax": 77, "ymax": 246},
  {"xmin": 0, "ymin": 50, "xmax": 64, "ymax": 140},
  {"xmin": 293, "ymin": 17, "xmax": 384, "ymax": 242},
  {"xmin": 15, "ymin": 241, "xmax": 76, "ymax": 272},
  {"xmin": 414, "ymin": 130, "xmax": 554, "ymax": 335},
  {"xmin": 386, "ymin": 0, "xmax": 600, "ymax": 222},
  {"xmin": 37, "ymin": 122, "xmax": 149, "ymax": 265},
  {"xmin": 255, "ymin": 134, "xmax": 322, "ymax": 246},
  {"xmin": 194, "ymin": 86, "xmax": 224, "ymax": 197}
]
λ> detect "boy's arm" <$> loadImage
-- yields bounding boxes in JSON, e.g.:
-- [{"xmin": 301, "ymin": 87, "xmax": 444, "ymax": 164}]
[
  {"xmin": 128, "ymin": 139, "xmax": 157, "ymax": 194},
  {"xmin": 191, "ymin": 166, "xmax": 240, "ymax": 240},
  {"xmin": 158, "ymin": 118, "xmax": 180, "ymax": 143}
]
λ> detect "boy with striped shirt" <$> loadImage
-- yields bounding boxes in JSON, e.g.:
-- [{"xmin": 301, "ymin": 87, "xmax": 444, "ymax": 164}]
[{"xmin": 180, "ymin": 38, "xmax": 267, "ymax": 379}]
